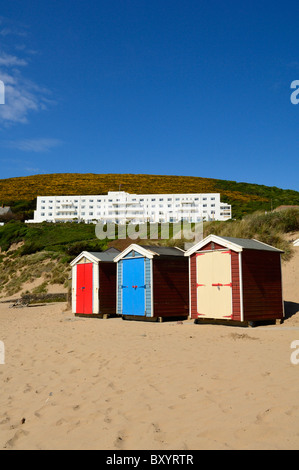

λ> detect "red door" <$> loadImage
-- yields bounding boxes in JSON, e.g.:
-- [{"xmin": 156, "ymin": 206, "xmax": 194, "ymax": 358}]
[{"xmin": 76, "ymin": 263, "xmax": 93, "ymax": 314}]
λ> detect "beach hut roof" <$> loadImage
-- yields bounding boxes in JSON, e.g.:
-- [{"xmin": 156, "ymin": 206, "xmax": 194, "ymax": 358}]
[
  {"xmin": 113, "ymin": 244, "xmax": 185, "ymax": 262},
  {"xmin": 70, "ymin": 247, "xmax": 120, "ymax": 266},
  {"xmin": 184, "ymin": 234, "xmax": 283, "ymax": 257}
]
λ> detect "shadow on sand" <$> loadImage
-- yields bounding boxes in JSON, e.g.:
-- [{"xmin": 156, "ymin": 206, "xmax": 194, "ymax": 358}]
[{"xmin": 284, "ymin": 301, "xmax": 299, "ymax": 320}]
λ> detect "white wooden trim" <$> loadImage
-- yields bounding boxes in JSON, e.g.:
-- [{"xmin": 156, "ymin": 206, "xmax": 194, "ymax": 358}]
[
  {"xmin": 184, "ymin": 234, "xmax": 243, "ymax": 257},
  {"xmin": 116, "ymin": 262, "xmax": 119, "ymax": 315},
  {"xmin": 188, "ymin": 257, "xmax": 192, "ymax": 318},
  {"xmin": 93, "ymin": 263, "xmax": 99, "ymax": 314},
  {"xmin": 70, "ymin": 251, "xmax": 101, "ymax": 266},
  {"xmin": 113, "ymin": 244, "xmax": 156, "ymax": 262},
  {"xmin": 239, "ymin": 252, "xmax": 244, "ymax": 322},
  {"xmin": 72, "ymin": 266, "xmax": 77, "ymax": 314}
]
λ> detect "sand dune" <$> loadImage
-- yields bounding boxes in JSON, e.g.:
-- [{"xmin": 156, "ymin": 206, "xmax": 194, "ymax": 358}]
[{"xmin": 0, "ymin": 247, "xmax": 298, "ymax": 450}]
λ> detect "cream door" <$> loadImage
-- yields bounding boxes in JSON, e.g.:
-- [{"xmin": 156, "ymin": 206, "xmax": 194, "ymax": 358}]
[{"xmin": 196, "ymin": 251, "xmax": 232, "ymax": 319}]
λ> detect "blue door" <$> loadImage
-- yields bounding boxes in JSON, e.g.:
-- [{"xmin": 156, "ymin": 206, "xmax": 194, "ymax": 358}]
[{"xmin": 122, "ymin": 258, "xmax": 145, "ymax": 316}]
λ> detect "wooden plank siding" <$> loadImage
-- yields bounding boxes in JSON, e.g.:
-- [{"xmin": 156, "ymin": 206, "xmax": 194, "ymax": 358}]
[
  {"xmin": 153, "ymin": 258, "xmax": 189, "ymax": 318},
  {"xmin": 242, "ymin": 250, "xmax": 284, "ymax": 321},
  {"xmin": 190, "ymin": 254, "xmax": 197, "ymax": 319},
  {"xmin": 98, "ymin": 263, "xmax": 117, "ymax": 315},
  {"xmin": 145, "ymin": 258, "xmax": 152, "ymax": 317},
  {"xmin": 231, "ymin": 251, "xmax": 241, "ymax": 321},
  {"xmin": 200, "ymin": 242, "xmax": 227, "ymax": 251},
  {"xmin": 117, "ymin": 260, "xmax": 123, "ymax": 315}
]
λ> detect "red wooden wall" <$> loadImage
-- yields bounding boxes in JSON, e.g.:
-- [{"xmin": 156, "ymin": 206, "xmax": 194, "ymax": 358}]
[
  {"xmin": 99, "ymin": 262, "xmax": 117, "ymax": 315},
  {"xmin": 241, "ymin": 249, "xmax": 283, "ymax": 321},
  {"xmin": 153, "ymin": 258, "xmax": 189, "ymax": 318}
]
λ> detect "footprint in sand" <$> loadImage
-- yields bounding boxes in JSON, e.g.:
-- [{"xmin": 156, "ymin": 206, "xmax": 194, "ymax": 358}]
[{"xmin": 5, "ymin": 429, "xmax": 29, "ymax": 449}]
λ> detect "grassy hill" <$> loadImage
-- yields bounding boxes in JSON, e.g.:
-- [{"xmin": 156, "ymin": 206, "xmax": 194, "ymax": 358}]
[
  {"xmin": 0, "ymin": 208, "xmax": 298, "ymax": 298},
  {"xmin": 0, "ymin": 173, "xmax": 299, "ymax": 219}
]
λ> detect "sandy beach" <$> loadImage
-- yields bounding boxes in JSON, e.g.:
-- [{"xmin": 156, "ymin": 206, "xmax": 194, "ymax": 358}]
[{"xmin": 0, "ymin": 246, "xmax": 298, "ymax": 450}]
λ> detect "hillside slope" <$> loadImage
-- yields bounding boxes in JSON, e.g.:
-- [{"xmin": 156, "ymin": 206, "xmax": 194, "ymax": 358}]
[
  {"xmin": 0, "ymin": 208, "xmax": 298, "ymax": 299},
  {"xmin": 1, "ymin": 173, "xmax": 299, "ymax": 218}
]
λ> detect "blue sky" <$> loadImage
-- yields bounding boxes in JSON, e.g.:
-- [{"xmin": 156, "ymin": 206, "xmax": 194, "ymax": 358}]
[{"xmin": 0, "ymin": 0, "xmax": 298, "ymax": 190}]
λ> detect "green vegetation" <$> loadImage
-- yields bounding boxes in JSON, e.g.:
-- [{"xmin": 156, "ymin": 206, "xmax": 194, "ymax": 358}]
[
  {"xmin": 0, "ymin": 220, "xmax": 109, "ymax": 255},
  {"xmin": 0, "ymin": 173, "xmax": 299, "ymax": 219},
  {"xmin": 202, "ymin": 208, "xmax": 299, "ymax": 260},
  {"xmin": 0, "ymin": 221, "xmax": 110, "ymax": 297},
  {"xmin": 0, "ymin": 207, "xmax": 298, "ymax": 299}
]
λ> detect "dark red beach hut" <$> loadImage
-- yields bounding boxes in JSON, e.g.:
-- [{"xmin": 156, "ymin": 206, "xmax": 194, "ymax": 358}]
[
  {"xmin": 185, "ymin": 235, "xmax": 284, "ymax": 326},
  {"xmin": 71, "ymin": 248, "xmax": 120, "ymax": 318},
  {"xmin": 114, "ymin": 244, "xmax": 189, "ymax": 321}
]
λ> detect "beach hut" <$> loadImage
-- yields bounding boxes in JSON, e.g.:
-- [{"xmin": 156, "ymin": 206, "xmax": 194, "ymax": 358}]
[
  {"xmin": 114, "ymin": 244, "xmax": 189, "ymax": 321},
  {"xmin": 185, "ymin": 235, "xmax": 284, "ymax": 326},
  {"xmin": 70, "ymin": 248, "xmax": 120, "ymax": 318}
]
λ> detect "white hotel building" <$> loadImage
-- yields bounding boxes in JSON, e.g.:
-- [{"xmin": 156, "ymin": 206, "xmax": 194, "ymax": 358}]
[{"xmin": 26, "ymin": 191, "xmax": 232, "ymax": 224}]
